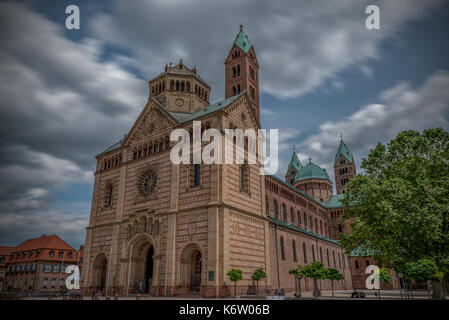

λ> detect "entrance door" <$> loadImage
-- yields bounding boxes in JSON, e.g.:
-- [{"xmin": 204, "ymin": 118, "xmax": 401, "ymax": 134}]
[
  {"xmin": 144, "ymin": 246, "xmax": 154, "ymax": 293},
  {"xmin": 190, "ymin": 252, "xmax": 201, "ymax": 292}
]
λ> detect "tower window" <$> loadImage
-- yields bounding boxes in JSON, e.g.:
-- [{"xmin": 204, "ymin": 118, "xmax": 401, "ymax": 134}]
[
  {"xmin": 193, "ymin": 164, "xmax": 201, "ymax": 187},
  {"xmin": 292, "ymin": 240, "xmax": 297, "ymax": 262},
  {"xmin": 240, "ymin": 164, "xmax": 249, "ymax": 193}
]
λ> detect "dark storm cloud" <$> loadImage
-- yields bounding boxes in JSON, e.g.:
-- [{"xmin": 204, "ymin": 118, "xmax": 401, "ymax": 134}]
[{"xmin": 0, "ymin": 0, "xmax": 447, "ymax": 247}]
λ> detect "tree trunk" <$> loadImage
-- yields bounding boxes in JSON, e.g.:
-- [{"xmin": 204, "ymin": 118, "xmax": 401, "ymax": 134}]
[
  {"xmin": 256, "ymin": 280, "xmax": 259, "ymax": 296},
  {"xmin": 432, "ymin": 280, "xmax": 444, "ymax": 300},
  {"xmin": 298, "ymin": 278, "xmax": 302, "ymax": 298},
  {"xmin": 234, "ymin": 282, "xmax": 237, "ymax": 297}
]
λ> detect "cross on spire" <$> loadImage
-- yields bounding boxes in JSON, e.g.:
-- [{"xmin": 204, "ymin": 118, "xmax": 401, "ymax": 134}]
[
  {"xmin": 292, "ymin": 144, "xmax": 296, "ymax": 153},
  {"xmin": 308, "ymin": 156, "xmax": 312, "ymax": 164},
  {"xmin": 240, "ymin": 24, "xmax": 243, "ymax": 32},
  {"xmin": 339, "ymin": 132, "xmax": 343, "ymax": 140}
]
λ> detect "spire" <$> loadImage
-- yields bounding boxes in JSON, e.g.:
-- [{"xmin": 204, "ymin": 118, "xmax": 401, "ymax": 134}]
[
  {"xmin": 288, "ymin": 152, "xmax": 303, "ymax": 172},
  {"xmin": 334, "ymin": 139, "xmax": 354, "ymax": 164},
  {"xmin": 233, "ymin": 25, "xmax": 252, "ymax": 53}
]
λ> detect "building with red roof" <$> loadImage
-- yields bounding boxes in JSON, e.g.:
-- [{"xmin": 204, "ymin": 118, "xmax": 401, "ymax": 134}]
[{"xmin": 1, "ymin": 235, "xmax": 83, "ymax": 295}]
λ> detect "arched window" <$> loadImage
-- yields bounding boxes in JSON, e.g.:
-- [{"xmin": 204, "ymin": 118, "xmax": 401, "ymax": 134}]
[
  {"xmin": 315, "ymin": 218, "xmax": 318, "ymax": 233},
  {"xmin": 320, "ymin": 220, "xmax": 323, "ymax": 235},
  {"xmin": 105, "ymin": 184, "xmax": 113, "ymax": 208},
  {"xmin": 232, "ymin": 66, "xmax": 236, "ymax": 77},
  {"xmin": 58, "ymin": 251, "xmax": 63, "ymax": 259},
  {"xmin": 292, "ymin": 240, "xmax": 297, "ymax": 262},
  {"xmin": 280, "ymin": 236, "xmax": 285, "ymax": 260},
  {"xmin": 282, "ymin": 204, "xmax": 287, "ymax": 221},
  {"xmin": 265, "ymin": 196, "xmax": 269, "ymax": 215},
  {"xmin": 319, "ymin": 247, "xmax": 323, "ymax": 262},
  {"xmin": 303, "ymin": 242, "xmax": 307, "ymax": 263},
  {"xmin": 333, "ymin": 251, "xmax": 336, "ymax": 267},
  {"xmin": 49, "ymin": 251, "xmax": 54, "ymax": 258},
  {"xmin": 355, "ymin": 260, "xmax": 359, "ymax": 269},
  {"xmin": 327, "ymin": 249, "xmax": 330, "ymax": 266},
  {"xmin": 176, "ymin": 80, "xmax": 180, "ymax": 91},
  {"xmin": 297, "ymin": 211, "xmax": 301, "ymax": 226},
  {"xmin": 233, "ymin": 86, "xmax": 236, "ymax": 95},
  {"xmin": 304, "ymin": 213, "xmax": 307, "ymax": 229},
  {"xmin": 338, "ymin": 253, "xmax": 342, "ymax": 269},
  {"xmin": 193, "ymin": 164, "xmax": 201, "ymax": 187},
  {"xmin": 186, "ymin": 81, "xmax": 190, "ymax": 92},
  {"xmin": 338, "ymin": 224, "xmax": 343, "ymax": 233},
  {"xmin": 312, "ymin": 244, "xmax": 315, "ymax": 261},
  {"xmin": 240, "ymin": 164, "xmax": 249, "ymax": 193},
  {"xmin": 273, "ymin": 199, "xmax": 278, "ymax": 219},
  {"xmin": 290, "ymin": 207, "xmax": 294, "ymax": 224},
  {"xmin": 366, "ymin": 260, "xmax": 370, "ymax": 267}
]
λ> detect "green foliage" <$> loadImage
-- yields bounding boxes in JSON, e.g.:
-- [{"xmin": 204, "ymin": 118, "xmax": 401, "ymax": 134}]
[
  {"xmin": 302, "ymin": 261, "xmax": 327, "ymax": 280},
  {"xmin": 288, "ymin": 265, "xmax": 305, "ymax": 278},
  {"xmin": 378, "ymin": 268, "xmax": 392, "ymax": 284},
  {"xmin": 340, "ymin": 128, "xmax": 449, "ymax": 274},
  {"xmin": 251, "ymin": 268, "xmax": 266, "ymax": 281},
  {"xmin": 325, "ymin": 268, "xmax": 344, "ymax": 281},
  {"xmin": 227, "ymin": 269, "xmax": 243, "ymax": 283},
  {"xmin": 404, "ymin": 259, "xmax": 442, "ymax": 282}
]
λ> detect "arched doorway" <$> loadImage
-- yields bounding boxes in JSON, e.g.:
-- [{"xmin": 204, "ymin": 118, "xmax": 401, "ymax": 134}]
[
  {"xmin": 191, "ymin": 251, "xmax": 202, "ymax": 292},
  {"xmin": 93, "ymin": 254, "xmax": 107, "ymax": 292},
  {"xmin": 180, "ymin": 244, "xmax": 202, "ymax": 294},
  {"xmin": 144, "ymin": 246, "xmax": 154, "ymax": 293},
  {"xmin": 129, "ymin": 237, "xmax": 155, "ymax": 294}
]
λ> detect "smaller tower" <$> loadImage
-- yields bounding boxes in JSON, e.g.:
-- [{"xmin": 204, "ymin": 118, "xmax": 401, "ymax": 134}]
[
  {"xmin": 285, "ymin": 152, "xmax": 302, "ymax": 185},
  {"xmin": 334, "ymin": 139, "xmax": 356, "ymax": 194},
  {"xmin": 224, "ymin": 25, "xmax": 260, "ymax": 121}
]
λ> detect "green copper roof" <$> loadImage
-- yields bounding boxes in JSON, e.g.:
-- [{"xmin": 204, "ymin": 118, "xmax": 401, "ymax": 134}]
[
  {"xmin": 323, "ymin": 194, "xmax": 345, "ymax": 209},
  {"xmin": 97, "ymin": 139, "xmax": 123, "ymax": 156},
  {"xmin": 294, "ymin": 162, "xmax": 331, "ymax": 182},
  {"xmin": 287, "ymin": 152, "xmax": 303, "ymax": 172},
  {"xmin": 334, "ymin": 139, "xmax": 353, "ymax": 164},
  {"xmin": 233, "ymin": 29, "xmax": 252, "ymax": 53}
]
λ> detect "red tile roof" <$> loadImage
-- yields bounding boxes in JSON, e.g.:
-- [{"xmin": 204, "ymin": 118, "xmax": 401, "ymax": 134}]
[
  {"xmin": 0, "ymin": 246, "xmax": 15, "ymax": 256},
  {"xmin": 14, "ymin": 235, "xmax": 75, "ymax": 252}
]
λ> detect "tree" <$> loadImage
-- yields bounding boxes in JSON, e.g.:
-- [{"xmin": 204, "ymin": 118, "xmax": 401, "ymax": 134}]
[
  {"xmin": 302, "ymin": 261, "xmax": 327, "ymax": 298},
  {"xmin": 340, "ymin": 128, "xmax": 449, "ymax": 299},
  {"xmin": 251, "ymin": 268, "xmax": 266, "ymax": 295},
  {"xmin": 227, "ymin": 269, "xmax": 243, "ymax": 297},
  {"xmin": 288, "ymin": 265, "xmax": 305, "ymax": 298},
  {"xmin": 404, "ymin": 259, "xmax": 443, "ymax": 299},
  {"xmin": 324, "ymin": 268, "xmax": 343, "ymax": 297},
  {"xmin": 376, "ymin": 268, "xmax": 392, "ymax": 300}
]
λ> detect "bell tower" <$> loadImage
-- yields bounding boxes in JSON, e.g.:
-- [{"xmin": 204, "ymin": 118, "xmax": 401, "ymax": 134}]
[
  {"xmin": 334, "ymin": 138, "xmax": 356, "ymax": 194},
  {"xmin": 224, "ymin": 25, "xmax": 260, "ymax": 121}
]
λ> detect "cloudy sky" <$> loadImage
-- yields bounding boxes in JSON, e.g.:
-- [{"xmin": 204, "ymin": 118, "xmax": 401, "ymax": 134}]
[{"xmin": 0, "ymin": 0, "xmax": 448, "ymax": 249}]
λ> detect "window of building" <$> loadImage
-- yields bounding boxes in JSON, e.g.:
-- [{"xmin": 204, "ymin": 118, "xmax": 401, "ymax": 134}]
[
  {"xmin": 192, "ymin": 164, "xmax": 201, "ymax": 187},
  {"xmin": 292, "ymin": 240, "xmax": 297, "ymax": 262},
  {"xmin": 42, "ymin": 278, "xmax": 48, "ymax": 288},
  {"xmin": 282, "ymin": 204, "xmax": 287, "ymax": 222},
  {"xmin": 303, "ymin": 242, "xmax": 307, "ymax": 264},
  {"xmin": 273, "ymin": 200, "xmax": 278, "ymax": 219},
  {"xmin": 319, "ymin": 247, "xmax": 323, "ymax": 262},
  {"xmin": 327, "ymin": 249, "xmax": 330, "ymax": 266},
  {"xmin": 58, "ymin": 251, "xmax": 63, "ymax": 259},
  {"xmin": 49, "ymin": 251, "xmax": 54, "ymax": 258},
  {"xmin": 338, "ymin": 253, "xmax": 342, "ymax": 269},
  {"xmin": 68, "ymin": 252, "xmax": 72, "ymax": 259},
  {"xmin": 240, "ymin": 164, "xmax": 249, "ymax": 193},
  {"xmin": 333, "ymin": 251, "xmax": 336, "ymax": 267},
  {"xmin": 366, "ymin": 260, "xmax": 370, "ymax": 267},
  {"xmin": 312, "ymin": 244, "xmax": 315, "ymax": 261},
  {"xmin": 105, "ymin": 184, "xmax": 113, "ymax": 207},
  {"xmin": 297, "ymin": 211, "xmax": 301, "ymax": 226},
  {"xmin": 280, "ymin": 236, "xmax": 285, "ymax": 260},
  {"xmin": 51, "ymin": 278, "xmax": 56, "ymax": 288},
  {"xmin": 290, "ymin": 207, "xmax": 294, "ymax": 224},
  {"xmin": 355, "ymin": 260, "xmax": 359, "ymax": 269},
  {"xmin": 265, "ymin": 196, "xmax": 269, "ymax": 215}
]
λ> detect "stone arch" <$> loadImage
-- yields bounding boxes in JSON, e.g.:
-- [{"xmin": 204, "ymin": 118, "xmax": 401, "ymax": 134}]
[
  {"xmin": 179, "ymin": 243, "xmax": 203, "ymax": 293},
  {"xmin": 125, "ymin": 234, "xmax": 158, "ymax": 295},
  {"xmin": 92, "ymin": 253, "xmax": 108, "ymax": 292}
]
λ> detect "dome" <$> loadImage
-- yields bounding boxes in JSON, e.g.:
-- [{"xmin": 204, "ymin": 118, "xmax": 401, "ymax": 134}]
[{"xmin": 294, "ymin": 162, "xmax": 331, "ymax": 182}]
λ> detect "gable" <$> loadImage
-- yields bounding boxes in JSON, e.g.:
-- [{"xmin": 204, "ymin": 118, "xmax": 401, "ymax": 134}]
[
  {"xmin": 223, "ymin": 93, "xmax": 260, "ymax": 130},
  {"xmin": 122, "ymin": 99, "xmax": 178, "ymax": 147}
]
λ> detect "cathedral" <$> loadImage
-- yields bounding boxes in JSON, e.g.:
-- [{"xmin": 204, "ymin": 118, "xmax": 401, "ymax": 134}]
[{"xmin": 81, "ymin": 28, "xmax": 365, "ymax": 297}]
